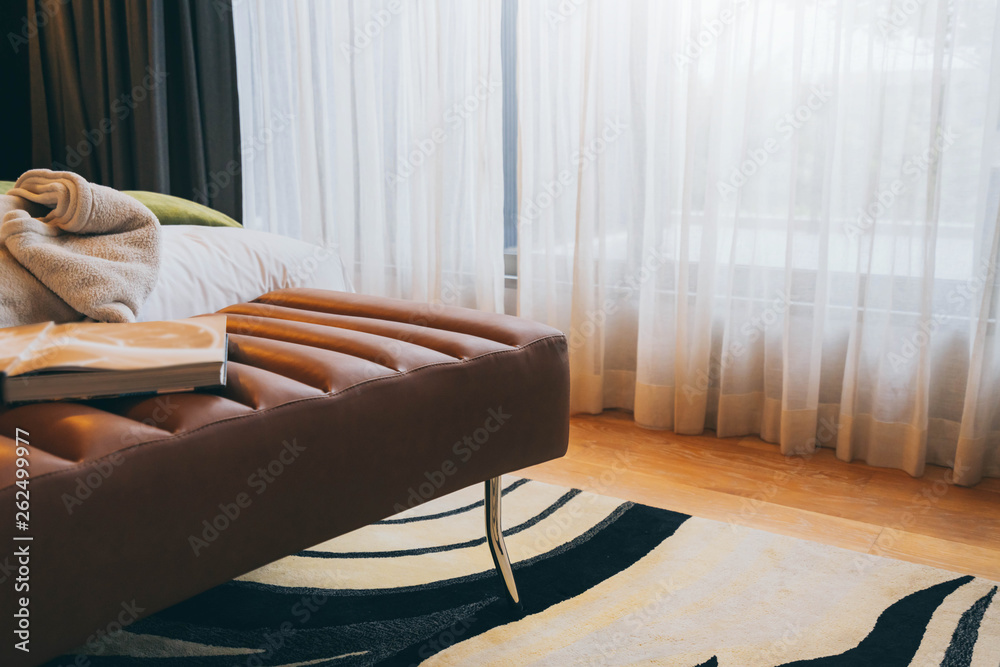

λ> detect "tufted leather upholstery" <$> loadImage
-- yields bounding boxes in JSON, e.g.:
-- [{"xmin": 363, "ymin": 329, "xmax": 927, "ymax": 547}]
[{"xmin": 0, "ymin": 289, "xmax": 569, "ymax": 666}]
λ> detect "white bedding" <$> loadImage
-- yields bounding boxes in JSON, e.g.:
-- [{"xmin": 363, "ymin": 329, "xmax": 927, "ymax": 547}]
[{"xmin": 138, "ymin": 226, "xmax": 351, "ymax": 322}]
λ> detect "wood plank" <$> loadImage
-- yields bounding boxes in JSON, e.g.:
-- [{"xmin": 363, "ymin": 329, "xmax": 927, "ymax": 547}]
[
  {"xmin": 520, "ymin": 411, "xmax": 1000, "ymax": 581},
  {"xmin": 521, "ymin": 456, "xmax": 883, "ymax": 553},
  {"xmin": 870, "ymin": 531, "xmax": 1000, "ymax": 582}
]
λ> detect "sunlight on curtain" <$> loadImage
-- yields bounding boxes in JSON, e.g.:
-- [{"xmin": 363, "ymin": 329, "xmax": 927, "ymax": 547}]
[
  {"xmin": 518, "ymin": 0, "xmax": 1000, "ymax": 484},
  {"xmin": 232, "ymin": 0, "xmax": 504, "ymax": 311}
]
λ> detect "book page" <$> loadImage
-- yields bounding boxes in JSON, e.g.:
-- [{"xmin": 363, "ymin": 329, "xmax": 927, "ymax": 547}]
[
  {"xmin": 6, "ymin": 315, "xmax": 228, "ymax": 376},
  {"xmin": 0, "ymin": 322, "xmax": 54, "ymax": 373}
]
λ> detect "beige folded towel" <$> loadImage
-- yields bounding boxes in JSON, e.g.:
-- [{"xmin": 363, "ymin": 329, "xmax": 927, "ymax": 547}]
[{"xmin": 0, "ymin": 169, "xmax": 161, "ymax": 326}]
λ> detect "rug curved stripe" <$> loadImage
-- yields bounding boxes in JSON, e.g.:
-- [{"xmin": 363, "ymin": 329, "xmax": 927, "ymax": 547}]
[
  {"xmin": 133, "ymin": 503, "xmax": 652, "ymax": 633},
  {"xmin": 373, "ymin": 476, "xmax": 524, "ymax": 523},
  {"xmin": 228, "ymin": 502, "xmax": 635, "ymax": 601},
  {"xmin": 297, "ymin": 489, "xmax": 581, "ymax": 559},
  {"xmin": 47, "ymin": 479, "xmax": 1000, "ymax": 667},
  {"xmin": 941, "ymin": 586, "xmax": 997, "ymax": 667},
  {"xmin": 299, "ymin": 478, "xmax": 572, "ymax": 557},
  {"xmin": 376, "ymin": 478, "xmax": 530, "ymax": 525},
  {"xmin": 94, "ymin": 602, "xmax": 491, "ymax": 666},
  {"xmin": 778, "ymin": 576, "xmax": 974, "ymax": 666},
  {"xmin": 379, "ymin": 503, "xmax": 689, "ymax": 667},
  {"xmin": 238, "ymin": 489, "xmax": 628, "ymax": 592},
  {"xmin": 91, "ymin": 503, "xmax": 685, "ymax": 667}
]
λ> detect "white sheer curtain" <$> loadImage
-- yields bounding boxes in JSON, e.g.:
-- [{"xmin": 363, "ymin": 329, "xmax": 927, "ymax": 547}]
[
  {"xmin": 518, "ymin": 0, "xmax": 1000, "ymax": 484},
  {"xmin": 231, "ymin": 0, "xmax": 504, "ymax": 311}
]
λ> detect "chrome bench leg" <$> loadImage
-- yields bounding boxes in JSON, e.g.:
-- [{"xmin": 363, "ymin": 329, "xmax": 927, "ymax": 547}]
[{"xmin": 485, "ymin": 477, "xmax": 522, "ymax": 609}]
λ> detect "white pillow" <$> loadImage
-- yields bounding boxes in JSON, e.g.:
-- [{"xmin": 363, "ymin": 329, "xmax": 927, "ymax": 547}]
[{"xmin": 138, "ymin": 225, "xmax": 351, "ymax": 322}]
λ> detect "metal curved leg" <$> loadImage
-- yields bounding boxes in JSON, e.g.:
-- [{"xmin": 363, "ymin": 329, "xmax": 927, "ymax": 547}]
[{"xmin": 485, "ymin": 477, "xmax": 522, "ymax": 609}]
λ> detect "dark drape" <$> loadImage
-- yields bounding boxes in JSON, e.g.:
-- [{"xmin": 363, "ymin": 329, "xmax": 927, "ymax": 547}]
[
  {"xmin": 0, "ymin": 0, "xmax": 32, "ymax": 178},
  {"xmin": 28, "ymin": 0, "xmax": 242, "ymax": 220}
]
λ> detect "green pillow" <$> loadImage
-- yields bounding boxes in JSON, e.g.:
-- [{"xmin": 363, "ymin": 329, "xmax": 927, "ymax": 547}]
[
  {"xmin": 0, "ymin": 181, "xmax": 241, "ymax": 228},
  {"xmin": 121, "ymin": 190, "xmax": 242, "ymax": 228}
]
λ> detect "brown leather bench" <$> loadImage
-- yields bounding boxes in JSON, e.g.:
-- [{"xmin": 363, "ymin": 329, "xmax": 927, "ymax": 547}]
[{"xmin": 0, "ymin": 288, "xmax": 569, "ymax": 666}]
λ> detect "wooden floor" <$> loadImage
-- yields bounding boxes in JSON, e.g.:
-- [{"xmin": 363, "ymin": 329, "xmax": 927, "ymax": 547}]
[{"xmin": 519, "ymin": 410, "xmax": 1000, "ymax": 581}]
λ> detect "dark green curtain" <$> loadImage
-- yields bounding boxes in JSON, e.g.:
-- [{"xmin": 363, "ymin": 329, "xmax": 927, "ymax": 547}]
[{"xmin": 27, "ymin": 0, "xmax": 242, "ymax": 220}]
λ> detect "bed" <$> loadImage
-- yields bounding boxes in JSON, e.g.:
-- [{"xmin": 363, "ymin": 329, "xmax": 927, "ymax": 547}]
[
  {"xmin": 0, "ymin": 181, "xmax": 352, "ymax": 321},
  {"xmin": 141, "ymin": 224, "xmax": 351, "ymax": 321}
]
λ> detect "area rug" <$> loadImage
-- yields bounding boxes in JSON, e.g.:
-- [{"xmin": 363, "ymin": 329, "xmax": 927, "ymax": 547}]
[{"xmin": 48, "ymin": 477, "xmax": 999, "ymax": 666}]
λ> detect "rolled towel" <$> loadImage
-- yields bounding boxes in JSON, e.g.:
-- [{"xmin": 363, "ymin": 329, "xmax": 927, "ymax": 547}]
[
  {"xmin": 0, "ymin": 169, "xmax": 161, "ymax": 324},
  {"xmin": 0, "ymin": 194, "xmax": 49, "ymax": 221}
]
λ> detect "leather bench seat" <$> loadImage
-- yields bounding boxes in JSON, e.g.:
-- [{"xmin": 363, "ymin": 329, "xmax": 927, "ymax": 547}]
[{"xmin": 0, "ymin": 288, "xmax": 569, "ymax": 666}]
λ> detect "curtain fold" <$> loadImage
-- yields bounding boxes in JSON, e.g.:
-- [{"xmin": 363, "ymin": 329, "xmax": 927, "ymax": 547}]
[
  {"xmin": 0, "ymin": 0, "xmax": 34, "ymax": 178},
  {"xmin": 518, "ymin": 0, "xmax": 1000, "ymax": 484},
  {"xmin": 231, "ymin": 0, "xmax": 504, "ymax": 311},
  {"xmin": 28, "ymin": 0, "xmax": 242, "ymax": 219}
]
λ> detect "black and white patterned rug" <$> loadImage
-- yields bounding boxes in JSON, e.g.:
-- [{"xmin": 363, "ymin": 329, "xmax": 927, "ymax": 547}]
[{"xmin": 45, "ymin": 477, "xmax": 999, "ymax": 666}]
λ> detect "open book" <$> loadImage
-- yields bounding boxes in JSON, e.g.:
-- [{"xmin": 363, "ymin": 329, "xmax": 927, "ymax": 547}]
[{"xmin": 0, "ymin": 315, "xmax": 228, "ymax": 403}]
